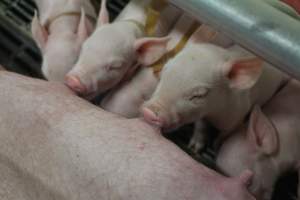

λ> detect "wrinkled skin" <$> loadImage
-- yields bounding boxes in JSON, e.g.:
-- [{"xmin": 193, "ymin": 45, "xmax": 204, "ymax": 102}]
[
  {"xmin": 142, "ymin": 43, "xmax": 288, "ymax": 150},
  {"xmin": 32, "ymin": 0, "xmax": 96, "ymax": 81},
  {"xmin": 0, "ymin": 71, "xmax": 256, "ymax": 200},
  {"xmin": 217, "ymin": 79, "xmax": 300, "ymax": 200},
  {"xmin": 65, "ymin": 0, "xmax": 181, "ymax": 98}
]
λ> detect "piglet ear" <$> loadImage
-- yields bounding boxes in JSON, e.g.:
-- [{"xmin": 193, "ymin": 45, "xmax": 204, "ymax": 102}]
[
  {"xmin": 225, "ymin": 57, "xmax": 263, "ymax": 90},
  {"xmin": 98, "ymin": 0, "xmax": 110, "ymax": 27},
  {"xmin": 31, "ymin": 10, "xmax": 48, "ymax": 51},
  {"xmin": 77, "ymin": 8, "xmax": 89, "ymax": 44},
  {"xmin": 247, "ymin": 106, "xmax": 279, "ymax": 155},
  {"xmin": 134, "ymin": 36, "xmax": 170, "ymax": 66}
]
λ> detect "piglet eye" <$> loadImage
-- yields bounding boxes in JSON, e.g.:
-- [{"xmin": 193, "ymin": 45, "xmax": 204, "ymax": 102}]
[
  {"xmin": 110, "ymin": 62, "xmax": 123, "ymax": 70},
  {"xmin": 105, "ymin": 62, "xmax": 123, "ymax": 71},
  {"xmin": 189, "ymin": 94, "xmax": 204, "ymax": 101},
  {"xmin": 188, "ymin": 88, "xmax": 209, "ymax": 102}
]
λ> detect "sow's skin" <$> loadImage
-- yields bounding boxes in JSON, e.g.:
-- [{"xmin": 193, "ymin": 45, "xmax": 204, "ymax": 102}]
[
  {"xmin": 217, "ymin": 79, "xmax": 300, "ymax": 200},
  {"xmin": 65, "ymin": 0, "xmax": 181, "ymax": 98},
  {"xmin": 0, "ymin": 71, "xmax": 256, "ymax": 200},
  {"xmin": 142, "ymin": 43, "xmax": 288, "ymax": 151},
  {"xmin": 32, "ymin": 0, "xmax": 96, "ymax": 81},
  {"xmin": 101, "ymin": 17, "xmax": 234, "ymax": 118}
]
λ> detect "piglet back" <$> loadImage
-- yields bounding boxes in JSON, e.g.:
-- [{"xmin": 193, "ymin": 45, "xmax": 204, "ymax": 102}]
[{"xmin": 34, "ymin": 0, "xmax": 97, "ymax": 26}]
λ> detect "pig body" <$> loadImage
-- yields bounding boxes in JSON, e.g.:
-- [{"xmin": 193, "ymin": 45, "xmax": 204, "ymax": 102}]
[
  {"xmin": 0, "ymin": 71, "xmax": 256, "ymax": 200},
  {"xmin": 142, "ymin": 43, "xmax": 288, "ymax": 150},
  {"xmin": 217, "ymin": 79, "xmax": 300, "ymax": 200},
  {"xmin": 32, "ymin": 0, "xmax": 96, "ymax": 81},
  {"xmin": 65, "ymin": 0, "xmax": 182, "ymax": 98}
]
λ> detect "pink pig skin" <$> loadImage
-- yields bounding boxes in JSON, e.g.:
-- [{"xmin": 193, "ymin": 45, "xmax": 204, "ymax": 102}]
[
  {"xmin": 0, "ymin": 70, "xmax": 257, "ymax": 200},
  {"xmin": 100, "ymin": 15, "xmax": 233, "ymax": 118},
  {"xmin": 101, "ymin": 67, "xmax": 158, "ymax": 118},
  {"xmin": 65, "ymin": 0, "xmax": 182, "ymax": 98},
  {"xmin": 142, "ymin": 42, "xmax": 289, "ymax": 151},
  {"xmin": 217, "ymin": 79, "xmax": 300, "ymax": 200},
  {"xmin": 32, "ymin": 0, "xmax": 96, "ymax": 82}
]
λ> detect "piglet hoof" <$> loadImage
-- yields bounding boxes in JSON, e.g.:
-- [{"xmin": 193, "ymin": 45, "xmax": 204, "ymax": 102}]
[
  {"xmin": 141, "ymin": 107, "xmax": 164, "ymax": 128},
  {"xmin": 65, "ymin": 75, "xmax": 87, "ymax": 95},
  {"xmin": 188, "ymin": 138, "xmax": 205, "ymax": 155}
]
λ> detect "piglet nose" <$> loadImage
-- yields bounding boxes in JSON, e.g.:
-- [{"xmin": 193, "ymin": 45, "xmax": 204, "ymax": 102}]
[
  {"xmin": 65, "ymin": 75, "xmax": 87, "ymax": 95},
  {"xmin": 141, "ymin": 107, "xmax": 165, "ymax": 127}
]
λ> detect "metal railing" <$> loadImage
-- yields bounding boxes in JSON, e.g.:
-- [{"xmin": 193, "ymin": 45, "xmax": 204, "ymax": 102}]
[{"xmin": 170, "ymin": 0, "xmax": 300, "ymax": 79}]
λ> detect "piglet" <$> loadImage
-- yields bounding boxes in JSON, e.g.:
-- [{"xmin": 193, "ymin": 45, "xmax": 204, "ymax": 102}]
[
  {"xmin": 32, "ymin": 0, "xmax": 96, "ymax": 81},
  {"xmin": 100, "ymin": 14, "xmax": 199, "ymax": 117},
  {"xmin": 100, "ymin": 16, "xmax": 234, "ymax": 118},
  {"xmin": 217, "ymin": 79, "xmax": 300, "ymax": 200},
  {"xmin": 65, "ymin": 0, "xmax": 181, "ymax": 98},
  {"xmin": 142, "ymin": 41, "xmax": 288, "ymax": 151}
]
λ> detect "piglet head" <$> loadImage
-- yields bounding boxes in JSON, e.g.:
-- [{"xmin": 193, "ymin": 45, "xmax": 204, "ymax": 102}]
[
  {"xmin": 65, "ymin": 0, "xmax": 169, "ymax": 97},
  {"xmin": 217, "ymin": 106, "xmax": 279, "ymax": 199},
  {"xmin": 65, "ymin": 35, "xmax": 169, "ymax": 98},
  {"xmin": 31, "ymin": 9, "xmax": 90, "ymax": 82},
  {"xmin": 142, "ymin": 44, "xmax": 263, "ymax": 130}
]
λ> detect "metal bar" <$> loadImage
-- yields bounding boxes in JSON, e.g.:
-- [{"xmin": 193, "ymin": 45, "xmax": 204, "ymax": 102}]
[{"xmin": 170, "ymin": 0, "xmax": 300, "ymax": 79}]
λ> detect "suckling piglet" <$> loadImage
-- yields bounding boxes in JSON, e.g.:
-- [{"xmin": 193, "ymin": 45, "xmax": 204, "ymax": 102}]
[
  {"xmin": 100, "ymin": 16, "xmax": 234, "ymax": 118},
  {"xmin": 142, "ymin": 42, "xmax": 288, "ymax": 150},
  {"xmin": 100, "ymin": 14, "xmax": 200, "ymax": 117},
  {"xmin": 216, "ymin": 79, "xmax": 300, "ymax": 200},
  {"xmin": 65, "ymin": 0, "xmax": 181, "ymax": 98},
  {"xmin": 32, "ymin": 0, "xmax": 96, "ymax": 81}
]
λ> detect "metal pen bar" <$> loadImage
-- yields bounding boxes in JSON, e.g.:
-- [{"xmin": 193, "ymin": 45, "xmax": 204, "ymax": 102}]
[{"xmin": 170, "ymin": 0, "xmax": 300, "ymax": 79}]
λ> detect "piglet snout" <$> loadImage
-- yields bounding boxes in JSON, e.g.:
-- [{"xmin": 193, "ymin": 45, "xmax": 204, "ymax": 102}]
[
  {"xmin": 141, "ymin": 107, "xmax": 165, "ymax": 128},
  {"xmin": 65, "ymin": 75, "xmax": 87, "ymax": 95}
]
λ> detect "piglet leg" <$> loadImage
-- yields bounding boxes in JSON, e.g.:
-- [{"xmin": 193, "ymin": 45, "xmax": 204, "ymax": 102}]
[{"xmin": 188, "ymin": 120, "xmax": 208, "ymax": 153}]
